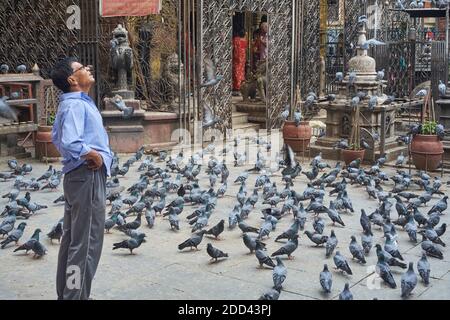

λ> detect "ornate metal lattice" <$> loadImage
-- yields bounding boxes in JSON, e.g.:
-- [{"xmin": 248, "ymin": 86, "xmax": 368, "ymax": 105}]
[
  {"xmin": 200, "ymin": 0, "xmax": 293, "ymax": 131},
  {"xmin": 325, "ymin": 0, "xmax": 345, "ymax": 93},
  {"xmin": 299, "ymin": 0, "xmax": 320, "ymax": 97},
  {"xmin": 343, "ymin": 0, "xmax": 366, "ymax": 71},
  {"xmin": 0, "ymin": 0, "xmax": 79, "ymax": 78}
]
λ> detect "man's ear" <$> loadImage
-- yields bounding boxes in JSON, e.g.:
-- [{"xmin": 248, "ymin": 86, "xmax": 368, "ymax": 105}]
[{"xmin": 67, "ymin": 76, "xmax": 77, "ymax": 87}]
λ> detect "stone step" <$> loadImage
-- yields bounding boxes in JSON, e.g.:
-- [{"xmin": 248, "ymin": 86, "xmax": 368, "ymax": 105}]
[
  {"xmin": 235, "ymin": 103, "xmax": 266, "ymax": 115},
  {"xmin": 232, "ymin": 122, "xmax": 261, "ymax": 134},
  {"xmin": 232, "ymin": 112, "xmax": 249, "ymax": 126}
]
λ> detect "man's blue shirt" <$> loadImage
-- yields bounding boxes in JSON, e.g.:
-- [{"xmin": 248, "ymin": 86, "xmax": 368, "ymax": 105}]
[{"xmin": 52, "ymin": 92, "xmax": 113, "ymax": 176}]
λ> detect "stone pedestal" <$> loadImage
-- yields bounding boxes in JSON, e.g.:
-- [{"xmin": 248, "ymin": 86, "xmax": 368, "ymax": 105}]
[
  {"xmin": 102, "ymin": 98, "xmax": 145, "ymax": 153},
  {"xmin": 142, "ymin": 112, "xmax": 179, "ymax": 149},
  {"xmin": 311, "ymin": 102, "xmax": 406, "ymax": 163}
]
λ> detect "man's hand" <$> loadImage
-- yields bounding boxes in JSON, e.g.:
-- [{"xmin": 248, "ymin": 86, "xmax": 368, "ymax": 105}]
[{"xmin": 83, "ymin": 150, "xmax": 103, "ymax": 170}]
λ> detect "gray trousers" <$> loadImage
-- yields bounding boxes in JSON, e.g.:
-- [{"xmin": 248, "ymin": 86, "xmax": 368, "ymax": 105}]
[{"xmin": 56, "ymin": 164, "xmax": 106, "ymax": 300}]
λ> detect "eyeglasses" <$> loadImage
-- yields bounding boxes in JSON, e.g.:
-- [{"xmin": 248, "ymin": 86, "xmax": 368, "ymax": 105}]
[{"xmin": 72, "ymin": 65, "xmax": 93, "ymax": 75}]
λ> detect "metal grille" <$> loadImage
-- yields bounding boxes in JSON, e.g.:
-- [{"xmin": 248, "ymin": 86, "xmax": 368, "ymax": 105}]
[
  {"xmin": 200, "ymin": 0, "xmax": 293, "ymax": 131},
  {"xmin": 431, "ymin": 41, "xmax": 448, "ymax": 103},
  {"xmin": 0, "ymin": 0, "xmax": 79, "ymax": 78},
  {"xmin": 343, "ymin": 0, "xmax": 366, "ymax": 71},
  {"xmin": 299, "ymin": 0, "xmax": 320, "ymax": 97}
]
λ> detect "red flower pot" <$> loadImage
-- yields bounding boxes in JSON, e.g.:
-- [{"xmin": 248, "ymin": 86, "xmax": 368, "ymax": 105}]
[
  {"xmin": 282, "ymin": 121, "xmax": 312, "ymax": 152},
  {"xmin": 341, "ymin": 149, "xmax": 365, "ymax": 165},
  {"xmin": 411, "ymin": 134, "xmax": 443, "ymax": 171},
  {"xmin": 35, "ymin": 125, "xmax": 60, "ymax": 160}
]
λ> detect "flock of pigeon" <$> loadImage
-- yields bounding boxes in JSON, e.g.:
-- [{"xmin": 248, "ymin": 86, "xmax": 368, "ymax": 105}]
[{"xmin": 0, "ymin": 137, "xmax": 449, "ymax": 299}]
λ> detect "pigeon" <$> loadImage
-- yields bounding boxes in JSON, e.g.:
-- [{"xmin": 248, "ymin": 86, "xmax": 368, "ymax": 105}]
[
  {"xmin": 0, "ymin": 222, "xmax": 26, "ymax": 249},
  {"xmin": 16, "ymin": 65, "xmax": 27, "ymax": 73},
  {"xmin": 376, "ymin": 69, "xmax": 385, "ymax": 81},
  {"xmin": 405, "ymin": 216, "xmax": 418, "ymax": 243},
  {"xmin": 53, "ymin": 195, "xmax": 65, "ymax": 204},
  {"xmin": 376, "ymin": 255, "xmax": 397, "ymax": 289},
  {"xmin": 168, "ymin": 212, "xmax": 180, "ymax": 231},
  {"xmin": 417, "ymin": 254, "xmax": 430, "ymax": 286},
  {"xmin": 258, "ymin": 217, "xmax": 274, "ymax": 240},
  {"xmin": 368, "ymin": 95, "xmax": 378, "ymax": 111},
  {"xmin": 339, "ymin": 283, "xmax": 353, "ymax": 300},
  {"xmin": 294, "ymin": 108, "xmax": 302, "ymax": 127},
  {"xmin": 304, "ymin": 231, "xmax": 328, "ymax": 246},
  {"xmin": 206, "ymin": 243, "xmax": 228, "ymax": 262},
  {"xmin": 395, "ymin": 152, "xmax": 405, "ymax": 166},
  {"xmin": 118, "ymin": 213, "xmax": 142, "ymax": 231},
  {"xmin": 375, "ymin": 244, "xmax": 406, "ymax": 269},
  {"xmin": 333, "ymin": 251, "xmax": 352, "ymax": 275},
  {"xmin": 435, "ymin": 223, "xmax": 446, "ymax": 237},
  {"xmin": 275, "ymin": 219, "xmax": 301, "ymax": 242},
  {"xmin": 0, "ymin": 96, "xmax": 19, "ymax": 122},
  {"xmin": 401, "ymin": 262, "xmax": 418, "ymax": 298},
  {"xmin": 110, "ymin": 95, "xmax": 134, "ymax": 119},
  {"xmin": 271, "ymin": 235, "xmax": 299, "ymax": 260},
  {"xmin": 47, "ymin": 218, "xmax": 64, "ymax": 243},
  {"xmin": 427, "ymin": 196, "xmax": 448, "ymax": 215},
  {"xmin": 0, "ymin": 64, "xmax": 9, "ymax": 74},
  {"xmin": 178, "ymin": 230, "xmax": 206, "ymax": 251},
  {"xmin": 243, "ymin": 233, "xmax": 265, "ymax": 253},
  {"xmin": 419, "ymin": 227, "xmax": 446, "ymax": 247},
  {"xmin": 200, "ymin": 57, "xmax": 223, "ymax": 87},
  {"xmin": 416, "ymin": 89, "xmax": 428, "ymax": 99},
  {"xmin": 258, "ymin": 288, "xmax": 280, "ymax": 300},
  {"xmin": 202, "ymin": 103, "xmax": 222, "ymax": 129},
  {"xmin": 13, "ymin": 228, "xmax": 44, "ymax": 257},
  {"xmin": 112, "ymin": 234, "xmax": 146, "ymax": 254},
  {"xmin": 281, "ymin": 105, "xmax": 290, "ymax": 121},
  {"xmin": 384, "ymin": 234, "xmax": 404, "ymax": 261},
  {"xmin": 439, "ymin": 80, "xmax": 447, "ymax": 96},
  {"xmin": 25, "ymin": 202, "xmax": 48, "ymax": 215},
  {"xmin": 255, "ymin": 240, "xmax": 276, "ymax": 268},
  {"xmin": 326, "ymin": 201, "xmax": 345, "ymax": 227},
  {"xmin": 421, "ymin": 235, "xmax": 444, "ymax": 259},
  {"xmin": 319, "ymin": 264, "xmax": 333, "ymax": 293},
  {"xmin": 36, "ymin": 165, "xmax": 54, "ymax": 182},
  {"xmin": 205, "ymin": 219, "xmax": 225, "ymax": 239},
  {"xmin": 335, "ymin": 72, "xmax": 344, "ymax": 82},
  {"xmin": 325, "ymin": 230, "xmax": 338, "ymax": 258},
  {"xmin": 272, "ymin": 257, "xmax": 287, "ymax": 290},
  {"xmin": 349, "ymin": 236, "xmax": 366, "ymax": 264}
]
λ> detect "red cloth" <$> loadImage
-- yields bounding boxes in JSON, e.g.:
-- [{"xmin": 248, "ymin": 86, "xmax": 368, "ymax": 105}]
[
  {"xmin": 233, "ymin": 37, "xmax": 248, "ymax": 91},
  {"xmin": 100, "ymin": 0, "xmax": 160, "ymax": 17}
]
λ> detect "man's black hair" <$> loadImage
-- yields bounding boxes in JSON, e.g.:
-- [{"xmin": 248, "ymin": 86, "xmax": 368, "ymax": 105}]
[{"xmin": 51, "ymin": 57, "xmax": 78, "ymax": 93}]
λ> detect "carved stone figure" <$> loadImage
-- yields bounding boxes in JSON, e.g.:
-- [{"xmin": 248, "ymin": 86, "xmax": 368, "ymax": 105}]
[
  {"xmin": 162, "ymin": 53, "xmax": 183, "ymax": 107},
  {"xmin": 240, "ymin": 59, "xmax": 266, "ymax": 102},
  {"xmin": 110, "ymin": 24, "xmax": 133, "ymax": 94}
]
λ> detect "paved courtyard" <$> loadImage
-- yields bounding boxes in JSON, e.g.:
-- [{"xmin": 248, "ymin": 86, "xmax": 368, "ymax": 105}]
[{"xmin": 0, "ymin": 149, "xmax": 449, "ymax": 300}]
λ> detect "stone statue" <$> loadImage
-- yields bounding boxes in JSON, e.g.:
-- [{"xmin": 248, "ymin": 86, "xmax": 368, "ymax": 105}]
[
  {"xmin": 240, "ymin": 59, "xmax": 267, "ymax": 102},
  {"xmin": 110, "ymin": 24, "xmax": 133, "ymax": 95},
  {"xmin": 162, "ymin": 53, "xmax": 183, "ymax": 107}
]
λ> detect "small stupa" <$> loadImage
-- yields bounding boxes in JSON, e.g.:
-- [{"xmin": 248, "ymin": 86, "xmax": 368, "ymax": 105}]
[{"xmin": 311, "ymin": 22, "xmax": 407, "ymax": 162}]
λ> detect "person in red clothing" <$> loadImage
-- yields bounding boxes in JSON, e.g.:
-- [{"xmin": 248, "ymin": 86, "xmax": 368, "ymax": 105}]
[{"xmin": 232, "ymin": 29, "xmax": 248, "ymax": 95}]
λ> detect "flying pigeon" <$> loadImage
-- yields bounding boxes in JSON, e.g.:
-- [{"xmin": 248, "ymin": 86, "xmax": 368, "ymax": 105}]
[
  {"xmin": 110, "ymin": 95, "xmax": 134, "ymax": 119},
  {"xmin": 200, "ymin": 57, "xmax": 223, "ymax": 87},
  {"xmin": 0, "ymin": 96, "xmax": 19, "ymax": 122}
]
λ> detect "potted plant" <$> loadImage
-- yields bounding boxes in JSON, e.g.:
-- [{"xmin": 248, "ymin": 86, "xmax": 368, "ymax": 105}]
[
  {"xmin": 36, "ymin": 111, "xmax": 60, "ymax": 160},
  {"xmin": 282, "ymin": 85, "xmax": 313, "ymax": 152},
  {"xmin": 410, "ymin": 120, "xmax": 444, "ymax": 171},
  {"xmin": 341, "ymin": 102, "xmax": 365, "ymax": 165}
]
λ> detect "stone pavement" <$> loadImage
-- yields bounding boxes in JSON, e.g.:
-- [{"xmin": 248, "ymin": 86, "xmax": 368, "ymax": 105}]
[{"xmin": 0, "ymin": 153, "xmax": 449, "ymax": 300}]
